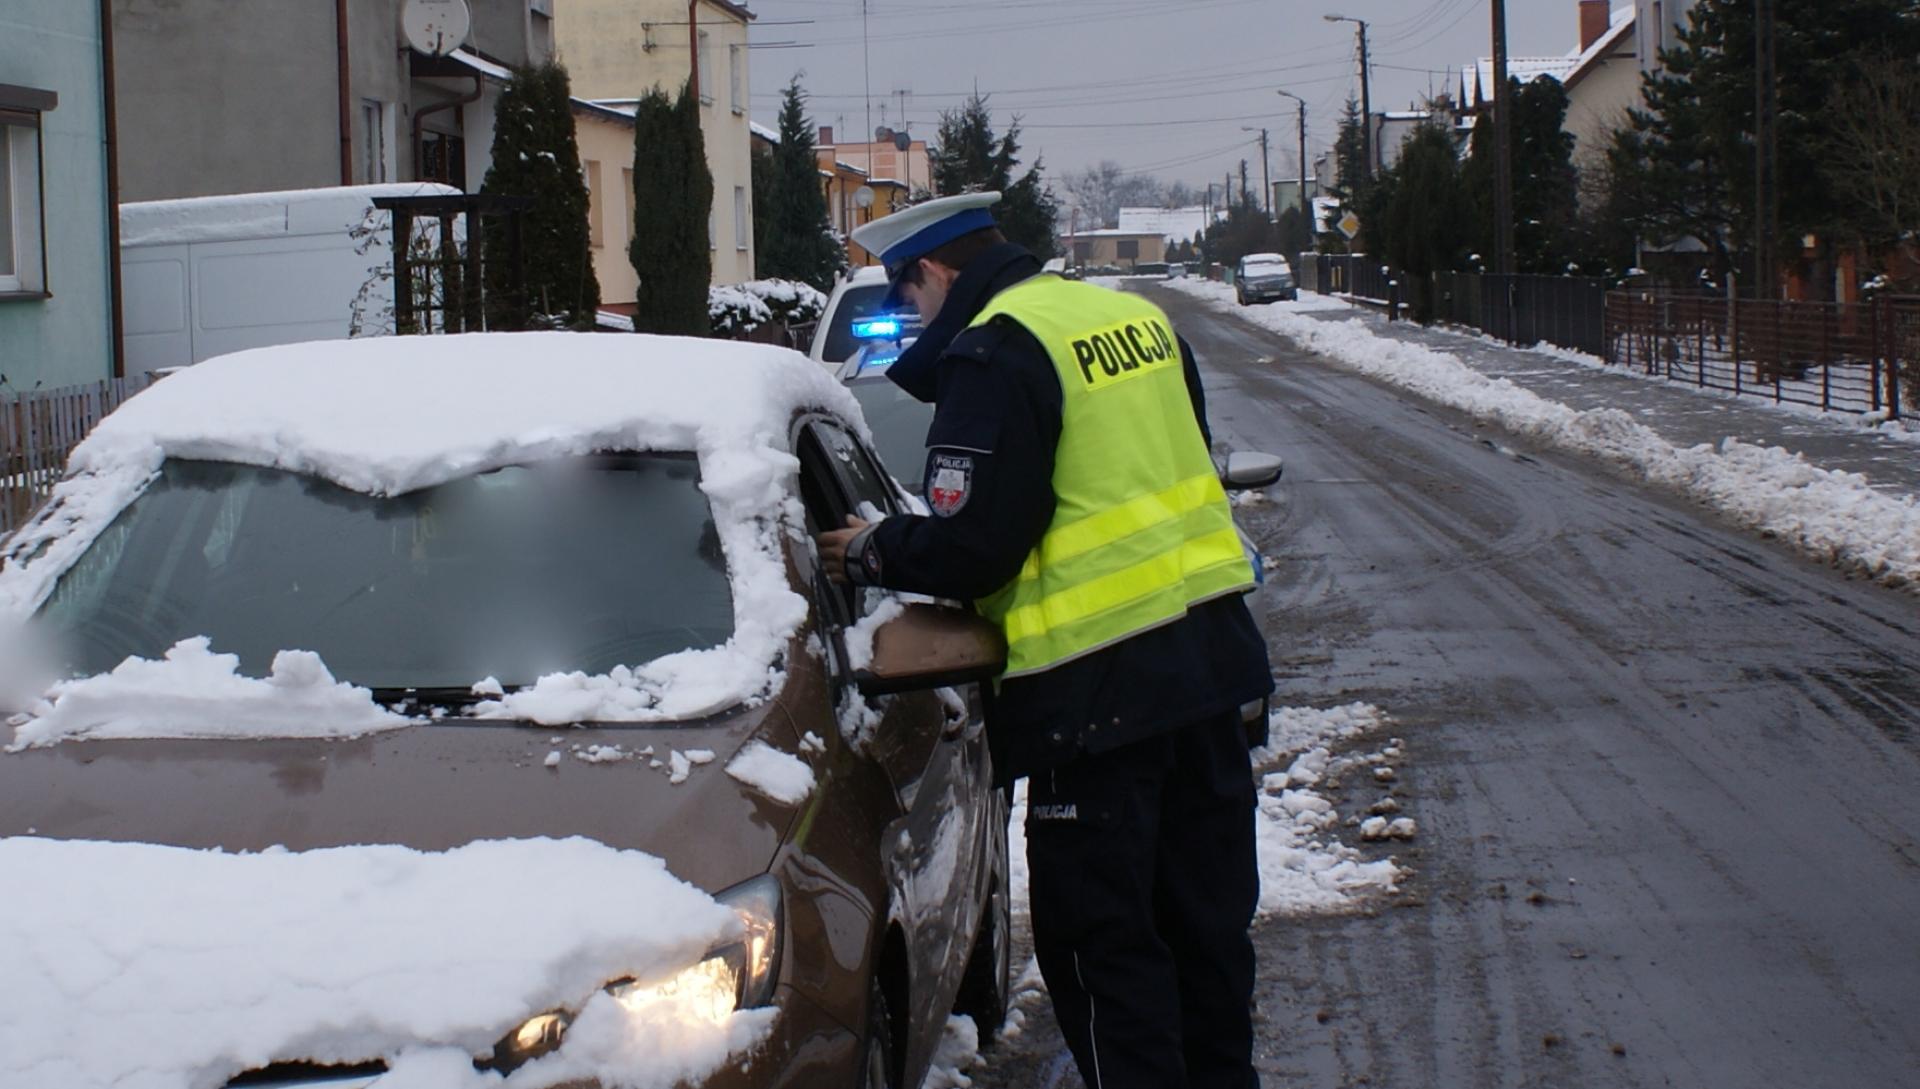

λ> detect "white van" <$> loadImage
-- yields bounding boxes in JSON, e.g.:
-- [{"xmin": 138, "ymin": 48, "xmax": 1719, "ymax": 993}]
[{"xmin": 119, "ymin": 183, "xmax": 461, "ymax": 371}]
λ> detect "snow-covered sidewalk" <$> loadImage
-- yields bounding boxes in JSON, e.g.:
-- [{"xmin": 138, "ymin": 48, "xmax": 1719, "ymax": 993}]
[{"xmin": 1161, "ymin": 278, "xmax": 1920, "ymax": 594}]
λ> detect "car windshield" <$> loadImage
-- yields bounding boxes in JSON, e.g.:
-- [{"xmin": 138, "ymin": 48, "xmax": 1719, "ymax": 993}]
[
  {"xmin": 35, "ymin": 456, "xmax": 734, "ymax": 692},
  {"xmin": 820, "ymin": 283, "xmax": 907, "ymax": 364},
  {"xmin": 848, "ymin": 377, "xmax": 934, "ymax": 494},
  {"xmin": 1245, "ymin": 262, "xmax": 1289, "ymax": 278}
]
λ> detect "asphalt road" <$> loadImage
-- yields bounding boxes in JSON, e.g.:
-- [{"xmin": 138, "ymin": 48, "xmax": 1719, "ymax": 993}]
[{"xmin": 969, "ymin": 285, "xmax": 1920, "ymax": 1089}]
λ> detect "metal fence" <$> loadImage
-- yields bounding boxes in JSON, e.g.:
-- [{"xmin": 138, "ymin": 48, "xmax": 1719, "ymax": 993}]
[
  {"xmin": 1603, "ymin": 292, "xmax": 1912, "ymax": 418},
  {"xmin": 1307, "ymin": 258, "xmax": 1608, "ymax": 356},
  {"xmin": 1, "ymin": 374, "xmax": 156, "ymax": 537}
]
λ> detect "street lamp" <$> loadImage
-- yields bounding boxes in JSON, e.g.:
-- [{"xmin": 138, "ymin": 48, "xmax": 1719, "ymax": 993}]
[
  {"xmin": 1323, "ymin": 13, "xmax": 1372, "ymax": 183},
  {"xmin": 1275, "ymin": 89, "xmax": 1309, "ymax": 230}
]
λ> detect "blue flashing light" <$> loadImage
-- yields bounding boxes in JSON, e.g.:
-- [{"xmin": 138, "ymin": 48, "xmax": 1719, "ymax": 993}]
[{"xmin": 851, "ymin": 318, "xmax": 902, "ymax": 340}]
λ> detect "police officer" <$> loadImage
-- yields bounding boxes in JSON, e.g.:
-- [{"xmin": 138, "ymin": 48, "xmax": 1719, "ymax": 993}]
[{"xmin": 818, "ymin": 192, "xmax": 1273, "ymax": 1089}]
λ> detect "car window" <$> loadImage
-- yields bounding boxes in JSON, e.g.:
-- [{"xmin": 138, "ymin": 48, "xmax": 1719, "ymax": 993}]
[
  {"xmin": 36, "ymin": 456, "xmax": 733, "ymax": 691},
  {"xmin": 795, "ymin": 421, "xmax": 899, "ymax": 628}
]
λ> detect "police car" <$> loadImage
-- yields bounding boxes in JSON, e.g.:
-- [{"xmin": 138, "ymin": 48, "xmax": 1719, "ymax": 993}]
[{"xmin": 809, "ymin": 266, "xmax": 923, "ymax": 368}]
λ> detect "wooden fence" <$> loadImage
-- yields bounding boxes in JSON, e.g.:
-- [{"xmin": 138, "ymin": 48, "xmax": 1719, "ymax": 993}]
[{"xmin": 1, "ymin": 374, "xmax": 157, "ymax": 537}]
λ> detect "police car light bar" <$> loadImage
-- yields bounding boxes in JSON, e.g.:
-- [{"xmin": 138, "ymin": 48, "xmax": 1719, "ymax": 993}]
[{"xmin": 851, "ymin": 318, "xmax": 902, "ymax": 339}]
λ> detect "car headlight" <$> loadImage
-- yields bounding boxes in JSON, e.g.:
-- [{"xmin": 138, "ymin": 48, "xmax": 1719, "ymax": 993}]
[{"xmin": 487, "ymin": 875, "xmax": 783, "ymax": 1071}]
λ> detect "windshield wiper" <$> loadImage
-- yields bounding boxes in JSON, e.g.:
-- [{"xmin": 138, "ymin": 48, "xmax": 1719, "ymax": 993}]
[{"xmin": 369, "ymin": 686, "xmax": 515, "ymax": 712}]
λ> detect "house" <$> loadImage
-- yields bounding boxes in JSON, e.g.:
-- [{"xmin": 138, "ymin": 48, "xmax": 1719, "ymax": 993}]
[
  {"xmin": 1634, "ymin": 0, "xmax": 1701, "ymax": 73},
  {"xmin": 110, "ymin": 0, "xmax": 552, "ymax": 200},
  {"xmin": 569, "ymin": 100, "xmax": 641, "ymax": 316},
  {"xmin": 555, "ymin": 0, "xmax": 757, "ymax": 285},
  {"xmin": 0, "ymin": 1, "xmax": 121, "ymax": 391},
  {"xmin": 1561, "ymin": 2, "xmax": 1640, "ymax": 178},
  {"xmin": 818, "ymin": 126, "xmax": 931, "ymax": 200},
  {"xmin": 1117, "ymin": 206, "xmax": 1218, "ymax": 250},
  {"xmin": 1064, "ymin": 229, "xmax": 1167, "ymax": 271}
]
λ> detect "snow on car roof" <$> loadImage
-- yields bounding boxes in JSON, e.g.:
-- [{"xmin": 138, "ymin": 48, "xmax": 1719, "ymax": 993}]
[{"xmin": 0, "ymin": 332, "xmax": 863, "ymax": 729}]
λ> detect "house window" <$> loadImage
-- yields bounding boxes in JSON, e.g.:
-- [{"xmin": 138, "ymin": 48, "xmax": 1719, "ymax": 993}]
[
  {"xmin": 1073, "ymin": 241, "xmax": 1093, "ymax": 262},
  {"xmin": 1117, "ymin": 239, "xmax": 1140, "ymax": 260},
  {"xmin": 585, "ymin": 160, "xmax": 603, "ymax": 249},
  {"xmin": 729, "ymin": 44, "xmax": 744, "ymax": 115},
  {"xmin": 698, "ymin": 32, "xmax": 713, "ymax": 106},
  {"xmin": 361, "ymin": 99, "xmax": 388, "ymax": 184},
  {"xmin": 0, "ymin": 90, "xmax": 52, "ymax": 297},
  {"xmin": 733, "ymin": 186, "xmax": 748, "ymax": 251}
]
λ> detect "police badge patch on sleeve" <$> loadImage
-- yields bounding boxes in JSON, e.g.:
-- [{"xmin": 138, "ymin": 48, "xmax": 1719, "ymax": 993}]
[{"xmin": 927, "ymin": 452, "xmax": 975, "ymax": 517}]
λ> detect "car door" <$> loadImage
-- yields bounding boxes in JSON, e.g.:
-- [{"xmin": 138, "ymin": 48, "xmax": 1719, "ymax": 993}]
[{"xmin": 792, "ymin": 416, "xmax": 985, "ymax": 1074}]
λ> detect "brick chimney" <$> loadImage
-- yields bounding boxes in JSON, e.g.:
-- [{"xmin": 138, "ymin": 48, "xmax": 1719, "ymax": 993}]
[
  {"xmin": 1579, "ymin": 0, "xmax": 1609, "ymax": 52},
  {"xmin": 819, "ymin": 125, "xmax": 835, "ymax": 147}
]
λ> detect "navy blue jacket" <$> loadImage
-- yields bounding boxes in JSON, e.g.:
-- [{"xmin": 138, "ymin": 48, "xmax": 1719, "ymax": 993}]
[{"xmin": 852, "ymin": 244, "xmax": 1273, "ymax": 782}]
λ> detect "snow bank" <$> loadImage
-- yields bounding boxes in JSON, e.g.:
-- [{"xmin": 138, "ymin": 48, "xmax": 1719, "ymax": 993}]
[
  {"xmin": 725, "ymin": 740, "xmax": 815, "ymax": 804},
  {"xmin": 7, "ymin": 637, "xmax": 408, "ymax": 750},
  {"xmin": 1251, "ymin": 703, "xmax": 1403, "ymax": 916},
  {"xmin": 0, "ymin": 333, "xmax": 865, "ymax": 725},
  {"xmin": 1167, "ymin": 278, "xmax": 1920, "ymax": 592},
  {"xmin": 0, "ymin": 835, "xmax": 765, "ymax": 1089}
]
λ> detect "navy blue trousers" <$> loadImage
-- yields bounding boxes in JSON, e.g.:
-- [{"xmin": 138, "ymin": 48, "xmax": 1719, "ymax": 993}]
[{"xmin": 1025, "ymin": 710, "xmax": 1260, "ymax": 1089}]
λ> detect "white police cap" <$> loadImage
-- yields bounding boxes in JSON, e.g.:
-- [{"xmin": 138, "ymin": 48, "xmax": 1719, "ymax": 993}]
[{"xmin": 851, "ymin": 191, "xmax": 1003, "ymax": 277}]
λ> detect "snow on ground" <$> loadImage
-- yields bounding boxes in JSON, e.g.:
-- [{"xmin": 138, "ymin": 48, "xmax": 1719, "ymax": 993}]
[
  {"xmin": 1167, "ymin": 278, "xmax": 1920, "ymax": 592},
  {"xmin": 1250, "ymin": 702, "xmax": 1404, "ymax": 917},
  {"xmin": 922, "ymin": 1015, "xmax": 984, "ymax": 1089},
  {"xmin": 6, "ymin": 637, "xmax": 408, "ymax": 750},
  {"xmin": 724, "ymin": 740, "xmax": 815, "ymax": 804},
  {"xmin": 0, "ymin": 333, "xmax": 865, "ymax": 728},
  {"xmin": 0, "ymin": 835, "xmax": 767, "ymax": 1089}
]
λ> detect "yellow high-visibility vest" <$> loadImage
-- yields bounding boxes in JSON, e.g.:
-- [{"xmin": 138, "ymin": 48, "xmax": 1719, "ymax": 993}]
[{"xmin": 968, "ymin": 275, "xmax": 1254, "ymax": 678}]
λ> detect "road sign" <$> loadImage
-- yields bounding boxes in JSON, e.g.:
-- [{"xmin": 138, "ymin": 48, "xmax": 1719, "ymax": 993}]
[{"xmin": 1337, "ymin": 211, "xmax": 1361, "ymax": 240}]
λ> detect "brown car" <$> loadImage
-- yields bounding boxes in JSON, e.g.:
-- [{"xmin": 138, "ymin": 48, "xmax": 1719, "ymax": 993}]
[{"xmin": 0, "ymin": 342, "xmax": 1012, "ymax": 1089}]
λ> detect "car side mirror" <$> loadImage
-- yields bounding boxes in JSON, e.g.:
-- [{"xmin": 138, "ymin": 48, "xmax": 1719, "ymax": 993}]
[
  {"xmin": 1221, "ymin": 451, "xmax": 1284, "ymax": 491},
  {"xmin": 854, "ymin": 604, "xmax": 1007, "ymax": 697}
]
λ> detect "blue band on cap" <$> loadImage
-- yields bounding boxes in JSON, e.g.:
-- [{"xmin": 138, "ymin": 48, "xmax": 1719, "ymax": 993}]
[{"xmin": 881, "ymin": 207, "xmax": 997, "ymax": 269}]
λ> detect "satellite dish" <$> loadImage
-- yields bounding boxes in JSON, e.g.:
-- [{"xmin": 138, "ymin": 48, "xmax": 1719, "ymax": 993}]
[
  {"xmin": 875, "ymin": 126, "xmax": 893, "ymax": 142},
  {"xmin": 854, "ymin": 186, "xmax": 875, "ymax": 210},
  {"xmin": 402, "ymin": 0, "xmax": 471, "ymax": 57},
  {"xmin": 893, "ymin": 130, "xmax": 911, "ymax": 152}
]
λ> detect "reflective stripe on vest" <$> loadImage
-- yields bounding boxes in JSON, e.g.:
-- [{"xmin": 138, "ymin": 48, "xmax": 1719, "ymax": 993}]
[{"xmin": 968, "ymin": 275, "xmax": 1254, "ymax": 678}]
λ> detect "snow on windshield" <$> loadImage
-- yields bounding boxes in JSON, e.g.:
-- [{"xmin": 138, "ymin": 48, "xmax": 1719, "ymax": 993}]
[
  {"xmin": 0, "ymin": 835, "xmax": 768, "ymax": 1089},
  {"xmin": 0, "ymin": 332, "xmax": 864, "ymax": 730}
]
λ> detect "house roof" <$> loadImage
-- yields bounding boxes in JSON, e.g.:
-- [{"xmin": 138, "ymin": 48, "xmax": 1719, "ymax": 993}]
[
  {"xmin": 1563, "ymin": 7, "xmax": 1637, "ymax": 92},
  {"xmin": 1115, "ymin": 206, "xmax": 1219, "ymax": 244},
  {"xmin": 700, "ymin": 0, "xmax": 758, "ymax": 23},
  {"xmin": 1067, "ymin": 228, "xmax": 1164, "ymax": 239},
  {"xmin": 749, "ymin": 121, "xmax": 780, "ymax": 144},
  {"xmin": 1459, "ymin": 56, "xmax": 1579, "ymax": 108}
]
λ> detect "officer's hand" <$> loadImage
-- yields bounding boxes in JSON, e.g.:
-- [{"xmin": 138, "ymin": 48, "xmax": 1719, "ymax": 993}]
[{"xmin": 816, "ymin": 516, "xmax": 870, "ymax": 585}]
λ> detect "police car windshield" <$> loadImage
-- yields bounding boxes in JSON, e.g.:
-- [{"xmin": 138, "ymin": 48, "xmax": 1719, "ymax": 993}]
[
  {"xmin": 848, "ymin": 377, "xmax": 934, "ymax": 494},
  {"xmin": 822, "ymin": 284, "xmax": 915, "ymax": 363}
]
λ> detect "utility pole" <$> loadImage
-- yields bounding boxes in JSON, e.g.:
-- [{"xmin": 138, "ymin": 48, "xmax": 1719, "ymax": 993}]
[
  {"xmin": 1754, "ymin": 0, "xmax": 1779, "ymax": 299},
  {"xmin": 1247, "ymin": 128, "xmax": 1271, "ymax": 218},
  {"xmin": 1490, "ymin": 0, "xmax": 1515, "ymax": 276},
  {"xmin": 1325, "ymin": 14, "xmax": 1374, "ymax": 181},
  {"xmin": 1277, "ymin": 89, "xmax": 1309, "ymax": 228}
]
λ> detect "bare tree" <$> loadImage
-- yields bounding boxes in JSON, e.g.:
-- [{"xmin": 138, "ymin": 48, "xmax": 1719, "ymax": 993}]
[
  {"xmin": 1062, "ymin": 160, "xmax": 1166, "ymax": 229},
  {"xmin": 1826, "ymin": 55, "xmax": 1920, "ymax": 284}
]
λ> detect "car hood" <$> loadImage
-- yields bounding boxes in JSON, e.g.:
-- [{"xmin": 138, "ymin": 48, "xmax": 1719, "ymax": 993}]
[{"xmin": 0, "ymin": 700, "xmax": 804, "ymax": 895}]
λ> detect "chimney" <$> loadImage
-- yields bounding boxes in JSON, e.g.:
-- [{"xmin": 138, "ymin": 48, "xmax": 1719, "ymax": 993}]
[
  {"xmin": 1579, "ymin": 0, "xmax": 1609, "ymax": 52},
  {"xmin": 819, "ymin": 125, "xmax": 835, "ymax": 147}
]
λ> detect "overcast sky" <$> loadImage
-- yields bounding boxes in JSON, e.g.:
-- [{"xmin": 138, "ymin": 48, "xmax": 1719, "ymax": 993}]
[{"xmin": 748, "ymin": 0, "xmax": 1583, "ymax": 197}]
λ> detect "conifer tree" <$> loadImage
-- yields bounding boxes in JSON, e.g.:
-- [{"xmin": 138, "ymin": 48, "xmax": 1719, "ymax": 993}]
[
  {"xmin": 1463, "ymin": 77, "xmax": 1578, "ymax": 274},
  {"xmin": 930, "ymin": 95, "xmax": 1060, "ymax": 258},
  {"xmin": 754, "ymin": 78, "xmax": 846, "ymax": 289},
  {"xmin": 479, "ymin": 61, "xmax": 600, "ymax": 330},
  {"xmin": 629, "ymin": 82, "xmax": 712, "ymax": 336}
]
